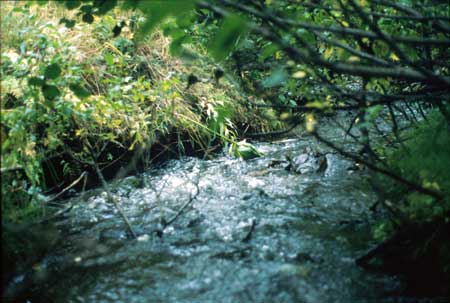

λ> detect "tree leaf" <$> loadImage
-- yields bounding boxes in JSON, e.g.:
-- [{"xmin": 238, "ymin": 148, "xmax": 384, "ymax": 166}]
[
  {"xmin": 82, "ymin": 13, "xmax": 94, "ymax": 24},
  {"xmin": 69, "ymin": 84, "xmax": 90, "ymax": 99},
  {"xmin": 28, "ymin": 77, "xmax": 45, "ymax": 87},
  {"xmin": 262, "ymin": 68, "xmax": 288, "ymax": 88},
  {"xmin": 137, "ymin": 1, "xmax": 195, "ymax": 38},
  {"xmin": 79, "ymin": 5, "xmax": 92, "ymax": 14},
  {"xmin": 104, "ymin": 53, "xmax": 114, "ymax": 66},
  {"xmin": 93, "ymin": 0, "xmax": 117, "ymax": 15},
  {"xmin": 44, "ymin": 63, "xmax": 61, "ymax": 80},
  {"xmin": 292, "ymin": 70, "xmax": 307, "ymax": 79},
  {"xmin": 260, "ymin": 43, "xmax": 278, "ymax": 61},
  {"xmin": 209, "ymin": 14, "xmax": 248, "ymax": 61},
  {"xmin": 169, "ymin": 37, "xmax": 186, "ymax": 56},
  {"xmin": 60, "ymin": 17, "xmax": 76, "ymax": 28},
  {"xmin": 34, "ymin": 0, "xmax": 49, "ymax": 6},
  {"xmin": 64, "ymin": 0, "xmax": 81, "ymax": 10},
  {"xmin": 232, "ymin": 140, "xmax": 263, "ymax": 160},
  {"xmin": 42, "ymin": 85, "xmax": 60, "ymax": 100}
]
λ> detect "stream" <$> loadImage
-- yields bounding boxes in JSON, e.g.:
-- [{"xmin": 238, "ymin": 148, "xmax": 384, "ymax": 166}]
[{"xmin": 16, "ymin": 137, "xmax": 417, "ymax": 303}]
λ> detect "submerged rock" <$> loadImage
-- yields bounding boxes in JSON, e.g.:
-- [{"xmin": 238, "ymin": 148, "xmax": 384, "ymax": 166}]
[{"xmin": 288, "ymin": 150, "xmax": 328, "ymax": 174}]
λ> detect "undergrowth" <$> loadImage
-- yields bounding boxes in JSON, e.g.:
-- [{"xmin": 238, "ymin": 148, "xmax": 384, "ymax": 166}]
[
  {"xmin": 373, "ymin": 110, "xmax": 450, "ymax": 239},
  {"xmin": 0, "ymin": 2, "xmax": 280, "ymax": 223},
  {"xmin": 370, "ymin": 110, "xmax": 450, "ymax": 287}
]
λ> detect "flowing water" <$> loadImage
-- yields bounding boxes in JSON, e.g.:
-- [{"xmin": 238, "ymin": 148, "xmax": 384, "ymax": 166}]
[{"xmin": 15, "ymin": 138, "xmax": 415, "ymax": 303}]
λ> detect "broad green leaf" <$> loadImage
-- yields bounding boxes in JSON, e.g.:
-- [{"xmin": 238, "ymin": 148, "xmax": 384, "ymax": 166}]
[
  {"xmin": 42, "ymin": 85, "xmax": 60, "ymax": 100},
  {"xmin": 93, "ymin": 0, "xmax": 117, "ymax": 15},
  {"xmin": 169, "ymin": 37, "xmax": 186, "ymax": 56},
  {"xmin": 79, "ymin": 5, "xmax": 92, "ymax": 14},
  {"xmin": 209, "ymin": 14, "xmax": 248, "ymax": 61},
  {"xmin": 60, "ymin": 17, "xmax": 76, "ymax": 28},
  {"xmin": 262, "ymin": 68, "xmax": 288, "ymax": 88},
  {"xmin": 44, "ymin": 63, "xmax": 61, "ymax": 79},
  {"xmin": 82, "ymin": 13, "xmax": 94, "ymax": 24},
  {"xmin": 176, "ymin": 12, "xmax": 195, "ymax": 28},
  {"xmin": 260, "ymin": 43, "xmax": 278, "ymax": 61},
  {"xmin": 137, "ymin": 1, "xmax": 195, "ymax": 38},
  {"xmin": 104, "ymin": 53, "xmax": 114, "ymax": 66},
  {"xmin": 64, "ymin": 0, "xmax": 81, "ymax": 10},
  {"xmin": 366, "ymin": 105, "xmax": 383, "ymax": 121},
  {"xmin": 28, "ymin": 77, "xmax": 45, "ymax": 87},
  {"xmin": 69, "ymin": 84, "xmax": 91, "ymax": 99},
  {"xmin": 232, "ymin": 140, "xmax": 263, "ymax": 160}
]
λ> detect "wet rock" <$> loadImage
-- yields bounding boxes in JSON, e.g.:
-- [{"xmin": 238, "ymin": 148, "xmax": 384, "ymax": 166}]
[
  {"xmin": 267, "ymin": 159, "xmax": 290, "ymax": 169},
  {"xmin": 288, "ymin": 150, "xmax": 328, "ymax": 174},
  {"xmin": 187, "ymin": 215, "xmax": 205, "ymax": 228},
  {"xmin": 292, "ymin": 252, "xmax": 315, "ymax": 263},
  {"xmin": 211, "ymin": 247, "xmax": 252, "ymax": 260}
]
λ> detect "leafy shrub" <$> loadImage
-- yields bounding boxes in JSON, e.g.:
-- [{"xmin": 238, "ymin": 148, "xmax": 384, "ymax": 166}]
[{"xmin": 1, "ymin": 2, "xmax": 278, "ymax": 223}]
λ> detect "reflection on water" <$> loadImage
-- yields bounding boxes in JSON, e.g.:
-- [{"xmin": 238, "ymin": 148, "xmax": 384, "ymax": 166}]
[{"xmin": 24, "ymin": 138, "xmax": 407, "ymax": 303}]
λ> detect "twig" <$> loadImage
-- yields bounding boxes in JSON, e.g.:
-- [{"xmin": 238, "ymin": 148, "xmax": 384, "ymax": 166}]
[
  {"xmin": 88, "ymin": 147, "xmax": 137, "ymax": 239},
  {"xmin": 36, "ymin": 203, "xmax": 73, "ymax": 225},
  {"xmin": 163, "ymin": 173, "xmax": 200, "ymax": 228},
  {"xmin": 311, "ymin": 131, "xmax": 444, "ymax": 200},
  {"xmin": 47, "ymin": 171, "xmax": 88, "ymax": 202},
  {"xmin": 242, "ymin": 219, "xmax": 257, "ymax": 243},
  {"xmin": 244, "ymin": 122, "xmax": 299, "ymax": 139},
  {"xmin": 0, "ymin": 166, "xmax": 23, "ymax": 173}
]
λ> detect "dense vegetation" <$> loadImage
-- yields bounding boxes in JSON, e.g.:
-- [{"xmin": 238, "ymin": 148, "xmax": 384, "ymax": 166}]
[{"xmin": 1, "ymin": 0, "xmax": 449, "ymax": 299}]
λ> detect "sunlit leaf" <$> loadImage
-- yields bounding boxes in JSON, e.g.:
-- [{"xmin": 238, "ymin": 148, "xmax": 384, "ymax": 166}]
[
  {"xmin": 323, "ymin": 47, "xmax": 334, "ymax": 59},
  {"xmin": 305, "ymin": 101, "xmax": 331, "ymax": 109},
  {"xmin": 390, "ymin": 53, "xmax": 400, "ymax": 61},
  {"xmin": 232, "ymin": 140, "xmax": 263, "ymax": 160},
  {"xmin": 260, "ymin": 43, "xmax": 278, "ymax": 61},
  {"xmin": 305, "ymin": 113, "xmax": 317, "ymax": 132},
  {"xmin": 104, "ymin": 53, "xmax": 114, "ymax": 65},
  {"xmin": 292, "ymin": 71, "xmax": 307, "ymax": 79},
  {"xmin": 348, "ymin": 56, "xmax": 360, "ymax": 62}
]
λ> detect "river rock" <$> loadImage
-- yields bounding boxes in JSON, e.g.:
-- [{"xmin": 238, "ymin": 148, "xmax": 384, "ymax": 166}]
[{"xmin": 289, "ymin": 151, "xmax": 327, "ymax": 174}]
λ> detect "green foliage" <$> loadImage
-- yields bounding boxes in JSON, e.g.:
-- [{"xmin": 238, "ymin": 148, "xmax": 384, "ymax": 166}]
[
  {"xmin": 231, "ymin": 140, "xmax": 264, "ymax": 160},
  {"xmin": 69, "ymin": 83, "xmax": 90, "ymax": 99},
  {"xmin": 133, "ymin": 0, "xmax": 195, "ymax": 39},
  {"xmin": 373, "ymin": 111, "xmax": 450, "ymax": 240},
  {"xmin": 1, "ymin": 1, "xmax": 269, "ymax": 226},
  {"xmin": 44, "ymin": 63, "xmax": 62, "ymax": 80},
  {"xmin": 209, "ymin": 14, "xmax": 248, "ymax": 61},
  {"xmin": 262, "ymin": 68, "xmax": 289, "ymax": 88}
]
